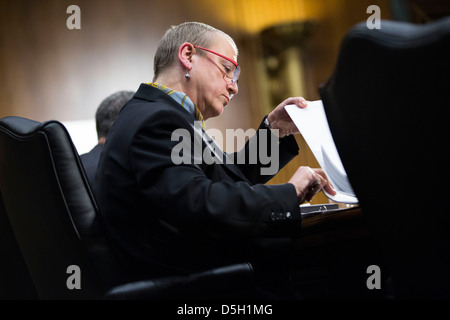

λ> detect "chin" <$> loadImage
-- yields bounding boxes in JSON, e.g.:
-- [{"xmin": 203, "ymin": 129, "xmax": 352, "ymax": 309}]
[
  {"xmin": 203, "ymin": 102, "xmax": 224, "ymax": 119},
  {"xmin": 211, "ymin": 105, "xmax": 224, "ymax": 118},
  {"xmin": 216, "ymin": 106, "xmax": 225, "ymax": 117}
]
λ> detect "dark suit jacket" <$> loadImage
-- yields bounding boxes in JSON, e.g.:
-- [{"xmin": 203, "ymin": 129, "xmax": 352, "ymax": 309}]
[
  {"xmin": 95, "ymin": 83, "xmax": 303, "ymax": 281},
  {"xmin": 80, "ymin": 143, "xmax": 103, "ymax": 190}
]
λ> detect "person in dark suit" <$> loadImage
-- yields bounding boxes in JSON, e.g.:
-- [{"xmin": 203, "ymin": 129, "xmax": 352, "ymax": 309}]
[
  {"xmin": 94, "ymin": 22, "xmax": 335, "ymax": 298},
  {"xmin": 80, "ymin": 91, "xmax": 134, "ymax": 189}
]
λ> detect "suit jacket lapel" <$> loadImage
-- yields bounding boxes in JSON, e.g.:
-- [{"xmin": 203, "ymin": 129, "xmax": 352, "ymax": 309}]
[{"xmin": 135, "ymin": 83, "xmax": 251, "ymax": 183}]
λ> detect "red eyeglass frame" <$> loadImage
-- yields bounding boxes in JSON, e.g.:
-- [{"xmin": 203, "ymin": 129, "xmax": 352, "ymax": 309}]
[
  {"xmin": 193, "ymin": 45, "xmax": 239, "ymax": 67},
  {"xmin": 193, "ymin": 45, "xmax": 240, "ymax": 86}
]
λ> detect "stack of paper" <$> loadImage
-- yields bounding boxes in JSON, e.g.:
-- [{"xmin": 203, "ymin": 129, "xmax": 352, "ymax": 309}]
[{"xmin": 284, "ymin": 100, "xmax": 358, "ymax": 204}]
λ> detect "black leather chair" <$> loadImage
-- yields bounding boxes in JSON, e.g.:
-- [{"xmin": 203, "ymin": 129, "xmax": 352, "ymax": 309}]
[
  {"xmin": 319, "ymin": 17, "xmax": 450, "ymax": 298},
  {"xmin": 0, "ymin": 191, "xmax": 38, "ymax": 299},
  {"xmin": 0, "ymin": 116, "xmax": 254, "ymax": 300}
]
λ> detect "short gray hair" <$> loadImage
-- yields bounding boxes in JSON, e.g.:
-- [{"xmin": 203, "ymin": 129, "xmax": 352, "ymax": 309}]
[
  {"xmin": 153, "ymin": 22, "xmax": 238, "ymax": 81},
  {"xmin": 96, "ymin": 90, "xmax": 134, "ymax": 139}
]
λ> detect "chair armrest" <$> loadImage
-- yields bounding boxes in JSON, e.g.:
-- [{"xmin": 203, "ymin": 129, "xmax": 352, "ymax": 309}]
[{"xmin": 103, "ymin": 262, "xmax": 255, "ymax": 300}]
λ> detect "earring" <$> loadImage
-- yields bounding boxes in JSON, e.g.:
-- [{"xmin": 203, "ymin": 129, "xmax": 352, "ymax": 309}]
[{"xmin": 185, "ymin": 72, "xmax": 190, "ymax": 79}]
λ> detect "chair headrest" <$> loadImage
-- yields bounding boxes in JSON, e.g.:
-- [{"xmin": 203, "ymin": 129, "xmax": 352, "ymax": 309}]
[
  {"xmin": 343, "ymin": 16, "xmax": 450, "ymax": 48},
  {"xmin": 0, "ymin": 116, "xmax": 42, "ymax": 136}
]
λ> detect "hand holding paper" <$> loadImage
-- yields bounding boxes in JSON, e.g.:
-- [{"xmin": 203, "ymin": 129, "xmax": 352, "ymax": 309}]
[
  {"xmin": 267, "ymin": 96, "xmax": 308, "ymax": 138},
  {"xmin": 284, "ymin": 100, "xmax": 358, "ymax": 204}
]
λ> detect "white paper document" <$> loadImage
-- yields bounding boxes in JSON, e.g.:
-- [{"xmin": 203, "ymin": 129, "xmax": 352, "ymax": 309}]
[{"xmin": 284, "ymin": 100, "xmax": 358, "ymax": 204}]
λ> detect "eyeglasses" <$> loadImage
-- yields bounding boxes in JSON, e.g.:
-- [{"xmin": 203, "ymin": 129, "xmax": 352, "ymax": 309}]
[{"xmin": 193, "ymin": 45, "xmax": 240, "ymax": 86}]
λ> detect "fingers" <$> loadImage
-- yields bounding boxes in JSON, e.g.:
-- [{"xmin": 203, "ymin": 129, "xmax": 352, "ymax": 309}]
[
  {"xmin": 289, "ymin": 167, "xmax": 336, "ymax": 204},
  {"xmin": 288, "ymin": 167, "xmax": 314, "ymax": 203},
  {"xmin": 293, "ymin": 97, "xmax": 308, "ymax": 108},
  {"xmin": 304, "ymin": 170, "xmax": 328, "ymax": 202},
  {"xmin": 305, "ymin": 179, "xmax": 321, "ymax": 202},
  {"xmin": 277, "ymin": 97, "xmax": 308, "ymax": 109},
  {"xmin": 289, "ymin": 167, "xmax": 325, "ymax": 203},
  {"xmin": 269, "ymin": 96, "xmax": 308, "ymax": 125},
  {"xmin": 297, "ymin": 97, "xmax": 308, "ymax": 108},
  {"xmin": 312, "ymin": 168, "xmax": 336, "ymax": 196},
  {"xmin": 322, "ymin": 181, "xmax": 337, "ymax": 196}
]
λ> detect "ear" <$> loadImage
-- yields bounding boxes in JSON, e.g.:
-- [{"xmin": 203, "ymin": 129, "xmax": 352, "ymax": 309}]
[{"xmin": 178, "ymin": 42, "xmax": 194, "ymax": 70}]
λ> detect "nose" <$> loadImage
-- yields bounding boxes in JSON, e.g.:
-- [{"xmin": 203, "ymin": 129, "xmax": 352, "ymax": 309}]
[{"xmin": 227, "ymin": 81, "xmax": 238, "ymax": 96}]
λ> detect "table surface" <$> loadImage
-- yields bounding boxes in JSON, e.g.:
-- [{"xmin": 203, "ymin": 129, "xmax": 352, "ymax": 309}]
[{"xmin": 298, "ymin": 206, "xmax": 373, "ymax": 248}]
